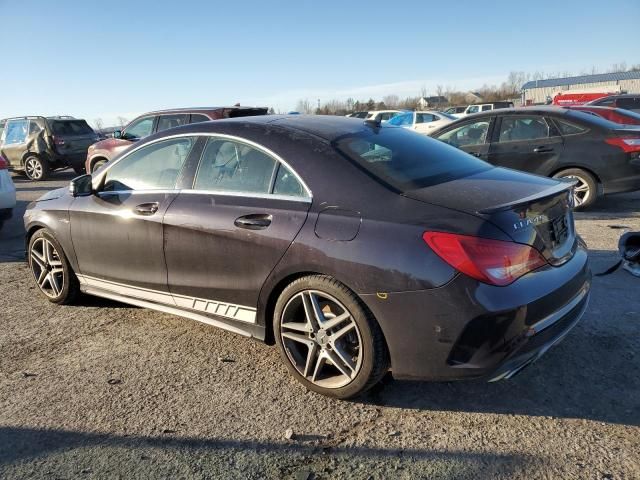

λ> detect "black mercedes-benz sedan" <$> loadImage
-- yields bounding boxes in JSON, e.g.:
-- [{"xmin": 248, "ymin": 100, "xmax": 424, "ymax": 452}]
[
  {"xmin": 430, "ymin": 107, "xmax": 640, "ymax": 209},
  {"xmin": 24, "ymin": 115, "xmax": 591, "ymax": 398}
]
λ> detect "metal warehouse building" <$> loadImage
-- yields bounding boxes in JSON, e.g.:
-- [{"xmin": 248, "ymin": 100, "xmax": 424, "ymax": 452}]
[{"xmin": 521, "ymin": 71, "xmax": 640, "ymax": 105}]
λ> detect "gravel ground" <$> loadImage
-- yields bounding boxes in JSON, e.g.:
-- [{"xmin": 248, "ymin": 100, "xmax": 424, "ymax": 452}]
[{"xmin": 0, "ymin": 170, "xmax": 638, "ymax": 479}]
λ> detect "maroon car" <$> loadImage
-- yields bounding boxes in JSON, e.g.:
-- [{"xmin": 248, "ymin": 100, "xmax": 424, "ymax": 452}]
[
  {"xmin": 565, "ymin": 105, "xmax": 640, "ymax": 126},
  {"xmin": 85, "ymin": 106, "xmax": 268, "ymax": 173}
]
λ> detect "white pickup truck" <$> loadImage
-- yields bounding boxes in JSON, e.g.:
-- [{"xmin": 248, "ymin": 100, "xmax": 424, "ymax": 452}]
[{"xmin": 446, "ymin": 101, "xmax": 514, "ymax": 119}]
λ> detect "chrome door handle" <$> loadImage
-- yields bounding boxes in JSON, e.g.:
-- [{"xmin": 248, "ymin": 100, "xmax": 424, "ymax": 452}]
[
  {"xmin": 234, "ymin": 214, "xmax": 272, "ymax": 230},
  {"xmin": 533, "ymin": 146, "xmax": 553, "ymax": 153},
  {"xmin": 134, "ymin": 202, "xmax": 159, "ymax": 216}
]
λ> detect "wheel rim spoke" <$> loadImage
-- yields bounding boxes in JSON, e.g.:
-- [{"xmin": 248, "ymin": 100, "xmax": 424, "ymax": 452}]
[
  {"xmin": 311, "ymin": 354, "xmax": 326, "ymax": 383},
  {"xmin": 282, "ymin": 331, "xmax": 313, "ymax": 346},
  {"xmin": 321, "ymin": 311, "xmax": 350, "ymax": 330},
  {"xmin": 281, "ymin": 321, "xmax": 310, "ymax": 333},
  {"xmin": 325, "ymin": 349, "xmax": 353, "ymax": 379},
  {"xmin": 330, "ymin": 322, "xmax": 356, "ymax": 342},
  {"xmin": 302, "ymin": 343, "xmax": 318, "ymax": 378},
  {"xmin": 331, "ymin": 343, "xmax": 356, "ymax": 374}
]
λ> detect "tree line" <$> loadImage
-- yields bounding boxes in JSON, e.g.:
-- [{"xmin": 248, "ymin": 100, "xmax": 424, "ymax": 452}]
[{"xmin": 297, "ymin": 63, "xmax": 640, "ymax": 115}]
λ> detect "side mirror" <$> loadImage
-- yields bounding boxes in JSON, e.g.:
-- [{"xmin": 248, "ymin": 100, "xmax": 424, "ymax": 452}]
[
  {"xmin": 69, "ymin": 174, "xmax": 93, "ymax": 197},
  {"xmin": 112, "ymin": 130, "xmax": 122, "ymax": 139}
]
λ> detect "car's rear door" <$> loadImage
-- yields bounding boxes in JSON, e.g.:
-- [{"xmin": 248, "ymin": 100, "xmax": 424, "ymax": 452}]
[
  {"xmin": 487, "ymin": 114, "xmax": 564, "ymax": 174},
  {"xmin": 48, "ymin": 119, "xmax": 98, "ymax": 168},
  {"xmin": 70, "ymin": 136, "xmax": 198, "ymax": 295},
  {"xmin": 162, "ymin": 135, "xmax": 311, "ymax": 322}
]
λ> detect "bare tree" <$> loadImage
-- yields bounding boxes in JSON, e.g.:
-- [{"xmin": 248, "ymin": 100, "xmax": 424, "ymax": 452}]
[
  {"xmin": 382, "ymin": 94, "xmax": 399, "ymax": 109},
  {"xmin": 116, "ymin": 116, "xmax": 128, "ymax": 128},
  {"xmin": 295, "ymin": 99, "xmax": 314, "ymax": 114},
  {"xmin": 93, "ymin": 118, "xmax": 104, "ymax": 131}
]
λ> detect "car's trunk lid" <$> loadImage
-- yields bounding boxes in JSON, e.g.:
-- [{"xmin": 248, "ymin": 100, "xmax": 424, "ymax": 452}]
[{"xmin": 404, "ymin": 167, "xmax": 577, "ymax": 265}]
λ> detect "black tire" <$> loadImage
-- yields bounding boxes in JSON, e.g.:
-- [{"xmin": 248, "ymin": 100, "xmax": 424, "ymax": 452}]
[
  {"xmin": 552, "ymin": 168, "xmax": 598, "ymax": 210},
  {"xmin": 24, "ymin": 155, "xmax": 50, "ymax": 181},
  {"xmin": 91, "ymin": 158, "xmax": 108, "ymax": 173},
  {"xmin": 274, "ymin": 275, "xmax": 389, "ymax": 399},
  {"xmin": 28, "ymin": 229, "xmax": 79, "ymax": 305}
]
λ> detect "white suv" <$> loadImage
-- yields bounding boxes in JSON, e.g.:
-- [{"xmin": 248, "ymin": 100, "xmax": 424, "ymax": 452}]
[{"xmin": 453, "ymin": 102, "xmax": 514, "ymax": 118}]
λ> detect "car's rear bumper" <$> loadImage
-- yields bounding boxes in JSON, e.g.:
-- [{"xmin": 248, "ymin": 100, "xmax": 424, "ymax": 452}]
[{"xmin": 361, "ymin": 243, "xmax": 591, "ymax": 381}]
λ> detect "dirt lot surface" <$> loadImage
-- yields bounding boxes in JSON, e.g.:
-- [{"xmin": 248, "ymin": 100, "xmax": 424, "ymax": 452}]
[{"xmin": 1, "ymin": 170, "xmax": 639, "ymax": 479}]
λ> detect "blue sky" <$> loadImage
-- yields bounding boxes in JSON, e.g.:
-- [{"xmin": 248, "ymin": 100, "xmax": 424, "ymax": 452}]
[{"xmin": 1, "ymin": 0, "xmax": 638, "ymax": 125}]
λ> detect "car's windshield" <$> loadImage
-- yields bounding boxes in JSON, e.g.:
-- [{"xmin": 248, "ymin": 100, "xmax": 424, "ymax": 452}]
[
  {"xmin": 387, "ymin": 112, "xmax": 413, "ymax": 126},
  {"xmin": 334, "ymin": 126, "xmax": 491, "ymax": 191}
]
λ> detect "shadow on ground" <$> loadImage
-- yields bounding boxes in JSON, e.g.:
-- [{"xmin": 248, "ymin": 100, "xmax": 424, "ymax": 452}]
[{"xmin": 0, "ymin": 426, "xmax": 539, "ymax": 478}]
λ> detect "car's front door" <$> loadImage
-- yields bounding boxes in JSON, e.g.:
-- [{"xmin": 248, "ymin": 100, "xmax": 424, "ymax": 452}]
[
  {"xmin": 69, "ymin": 136, "xmax": 197, "ymax": 294},
  {"xmin": 163, "ymin": 136, "xmax": 311, "ymax": 321},
  {"xmin": 487, "ymin": 115, "xmax": 564, "ymax": 174},
  {"xmin": 433, "ymin": 117, "xmax": 493, "ymax": 160}
]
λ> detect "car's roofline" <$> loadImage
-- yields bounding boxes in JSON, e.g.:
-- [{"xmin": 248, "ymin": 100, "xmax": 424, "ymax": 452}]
[{"xmin": 138, "ymin": 106, "xmax": 269, "ymax": 116}]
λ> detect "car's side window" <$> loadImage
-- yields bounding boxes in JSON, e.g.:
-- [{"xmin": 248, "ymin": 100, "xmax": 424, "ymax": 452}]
[
  {"xmin": 123, "ymin": 117, "xmax": 155, "ymax": 140},
  {"xmin": 436, "ymin": 120, "xmax": 491, "ymax": 147},
  {"xmin": 194, "ymin": 138, "xmax": 277, "ymax": 194},
  {"xmin": 416, "ymin": 113, "xmax": 436, "ymax": 123},
  {"xmin": 189, "ymin": 114, "xmax": 210, "ymax": 124},
  {"xmin": 467, "ymin": 106, "xmax": 480, "ymax": 114},
  {"xmin": 156, "ymin": 114, "xmax": 189, "ymax": 133},
  {"xmin": 102, "ymin": 137, "xmax": 194, "ymax": 192},
  {"xmin": 3, "ymin": 119, "xmax": 29, "ymax": 145},
  {"xmin": 273, "ymin": 163, "xmax": 307, "ymax": 198},
  {"xmin": 481, "ymin": 105, "xmax": 493, "ymax": 111},
  {"xmin": 497, "ymin": 116, "xmax": 550, "ymax": 142}
]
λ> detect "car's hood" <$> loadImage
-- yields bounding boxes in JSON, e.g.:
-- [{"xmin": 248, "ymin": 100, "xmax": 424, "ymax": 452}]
[
  {"xmin": 37, "ymin": 187, "xmax": 68, "ymax": 202},
  {"xmin": 91, "ymin": 137, "xmax": 134, "ymax": 150}
]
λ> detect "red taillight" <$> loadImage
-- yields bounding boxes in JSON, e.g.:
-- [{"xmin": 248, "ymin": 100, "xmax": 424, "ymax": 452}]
[
  {"xmin": 53, "ymin": 135, "xmax": 65, "ymax": 146},
  {"xmin": 605, "ymin": 137, "xmax": 640, "ymax": 153},
  {"xmin": 423, "ymin": 232, "xmax": 547, "ymax": 286},
  {"xmin": 0, "ymin": 155, "xmax": 7, "ymax": 170}
]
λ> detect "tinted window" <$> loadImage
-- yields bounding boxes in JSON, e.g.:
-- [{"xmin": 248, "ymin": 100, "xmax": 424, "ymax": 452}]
[
  {"xmin": 388, "ymin": 112, "xmax": 413, "ymax": 126},
  {"xmin": 123, "ymin": 117, "xmax": 155, "ymax": 140},
  {"xmin": 194, "ymin": 138, "xmax": 277, "ymax": 194},
  {"xmin": 416, "ymin": 113, "xmax": 436, "ymax": 123},
  {"xmin": 555, "ymin": 118, "xmax": 588, "ymax": 135},
  {"xmin": 103, "ymin": 137, "xmax": 194, "ymax": 191},
  {"xmin": 273, "ymin": 164, "xmax": 307, "ymax": 198},
  {"xmin": 3, "ymin": 119, "xmax": 28, "ymax": 144},
  {"xmin": 29, "ymin": 120, "xmax": 43, "ymax": 135},
  {"xmin": 617, "ymin": 98, "xmax": 640, "ymax": 110},
  {"xmin": 497, "ymin": 116, "xmax": 550, "ymax": 142},
  {"xmin": 481, "ymin": 105, "xmax": 493, "ymax": 111},
  {"xmin": 50, "ymin": 120, "xmax": 94, "ymax": 136},
  {"xmin": 336, "ymin": 127, "xmax": 491, "ymax": 191},
  {"xmin": 190, "ymin": 114, "xmax": 210, "ymax": 124},
  {"xmin": 156, "ymin": 114, "xmax": 188, "ymax": 133},
  {"xmin": 436, "ymin": 120, "xmax": 491, "ymax": 147}
]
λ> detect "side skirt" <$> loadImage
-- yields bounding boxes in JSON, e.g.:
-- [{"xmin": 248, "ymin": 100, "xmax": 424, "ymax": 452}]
[{"xmin": 80, "ymin": 283, "xmax": 266, "ymax": 341}]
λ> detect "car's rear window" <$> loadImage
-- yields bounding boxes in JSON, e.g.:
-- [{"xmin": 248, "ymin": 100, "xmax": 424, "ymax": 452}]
[
  {"xmin": 334, "ymin": 127, "xmax": 491, "ymax": 191},
  {"xmin": 50, "ymin": 120, "xmax": 94, "ymax": 136}
]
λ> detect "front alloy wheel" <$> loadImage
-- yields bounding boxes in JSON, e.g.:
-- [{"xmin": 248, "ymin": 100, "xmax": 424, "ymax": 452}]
[
  {"xmin": 275, "ymin": 275, "xmax": 389, "ymax": 398},
  {"xmin": 28, "ymin": 229, "xmax": 79, "ymax": 304}
]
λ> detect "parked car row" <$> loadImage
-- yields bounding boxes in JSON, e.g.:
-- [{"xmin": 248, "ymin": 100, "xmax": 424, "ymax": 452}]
[
  {"xmin": 429, "ymin": 106, "xmax": 640, "ymax": 208},
  {"xmin": 0, "ymin": 107, "xmax": 269, "ymax": 181}
]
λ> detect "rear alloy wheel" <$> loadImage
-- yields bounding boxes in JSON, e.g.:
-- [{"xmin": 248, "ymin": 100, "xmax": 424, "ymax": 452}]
[
  {"xmin": 274, "ymin": 275, "xmax": 389, "ymax": 399},
  {"xmin": 24, "ymin": 156, "xmax": 50, "ymax": 181},
  {"xmin": 28, "ymin": 229, "xmax": 79, "ymax": 304},
  {"xmin": 552, "ymin": 168, "xmax": 597, "ymax": 210}
]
